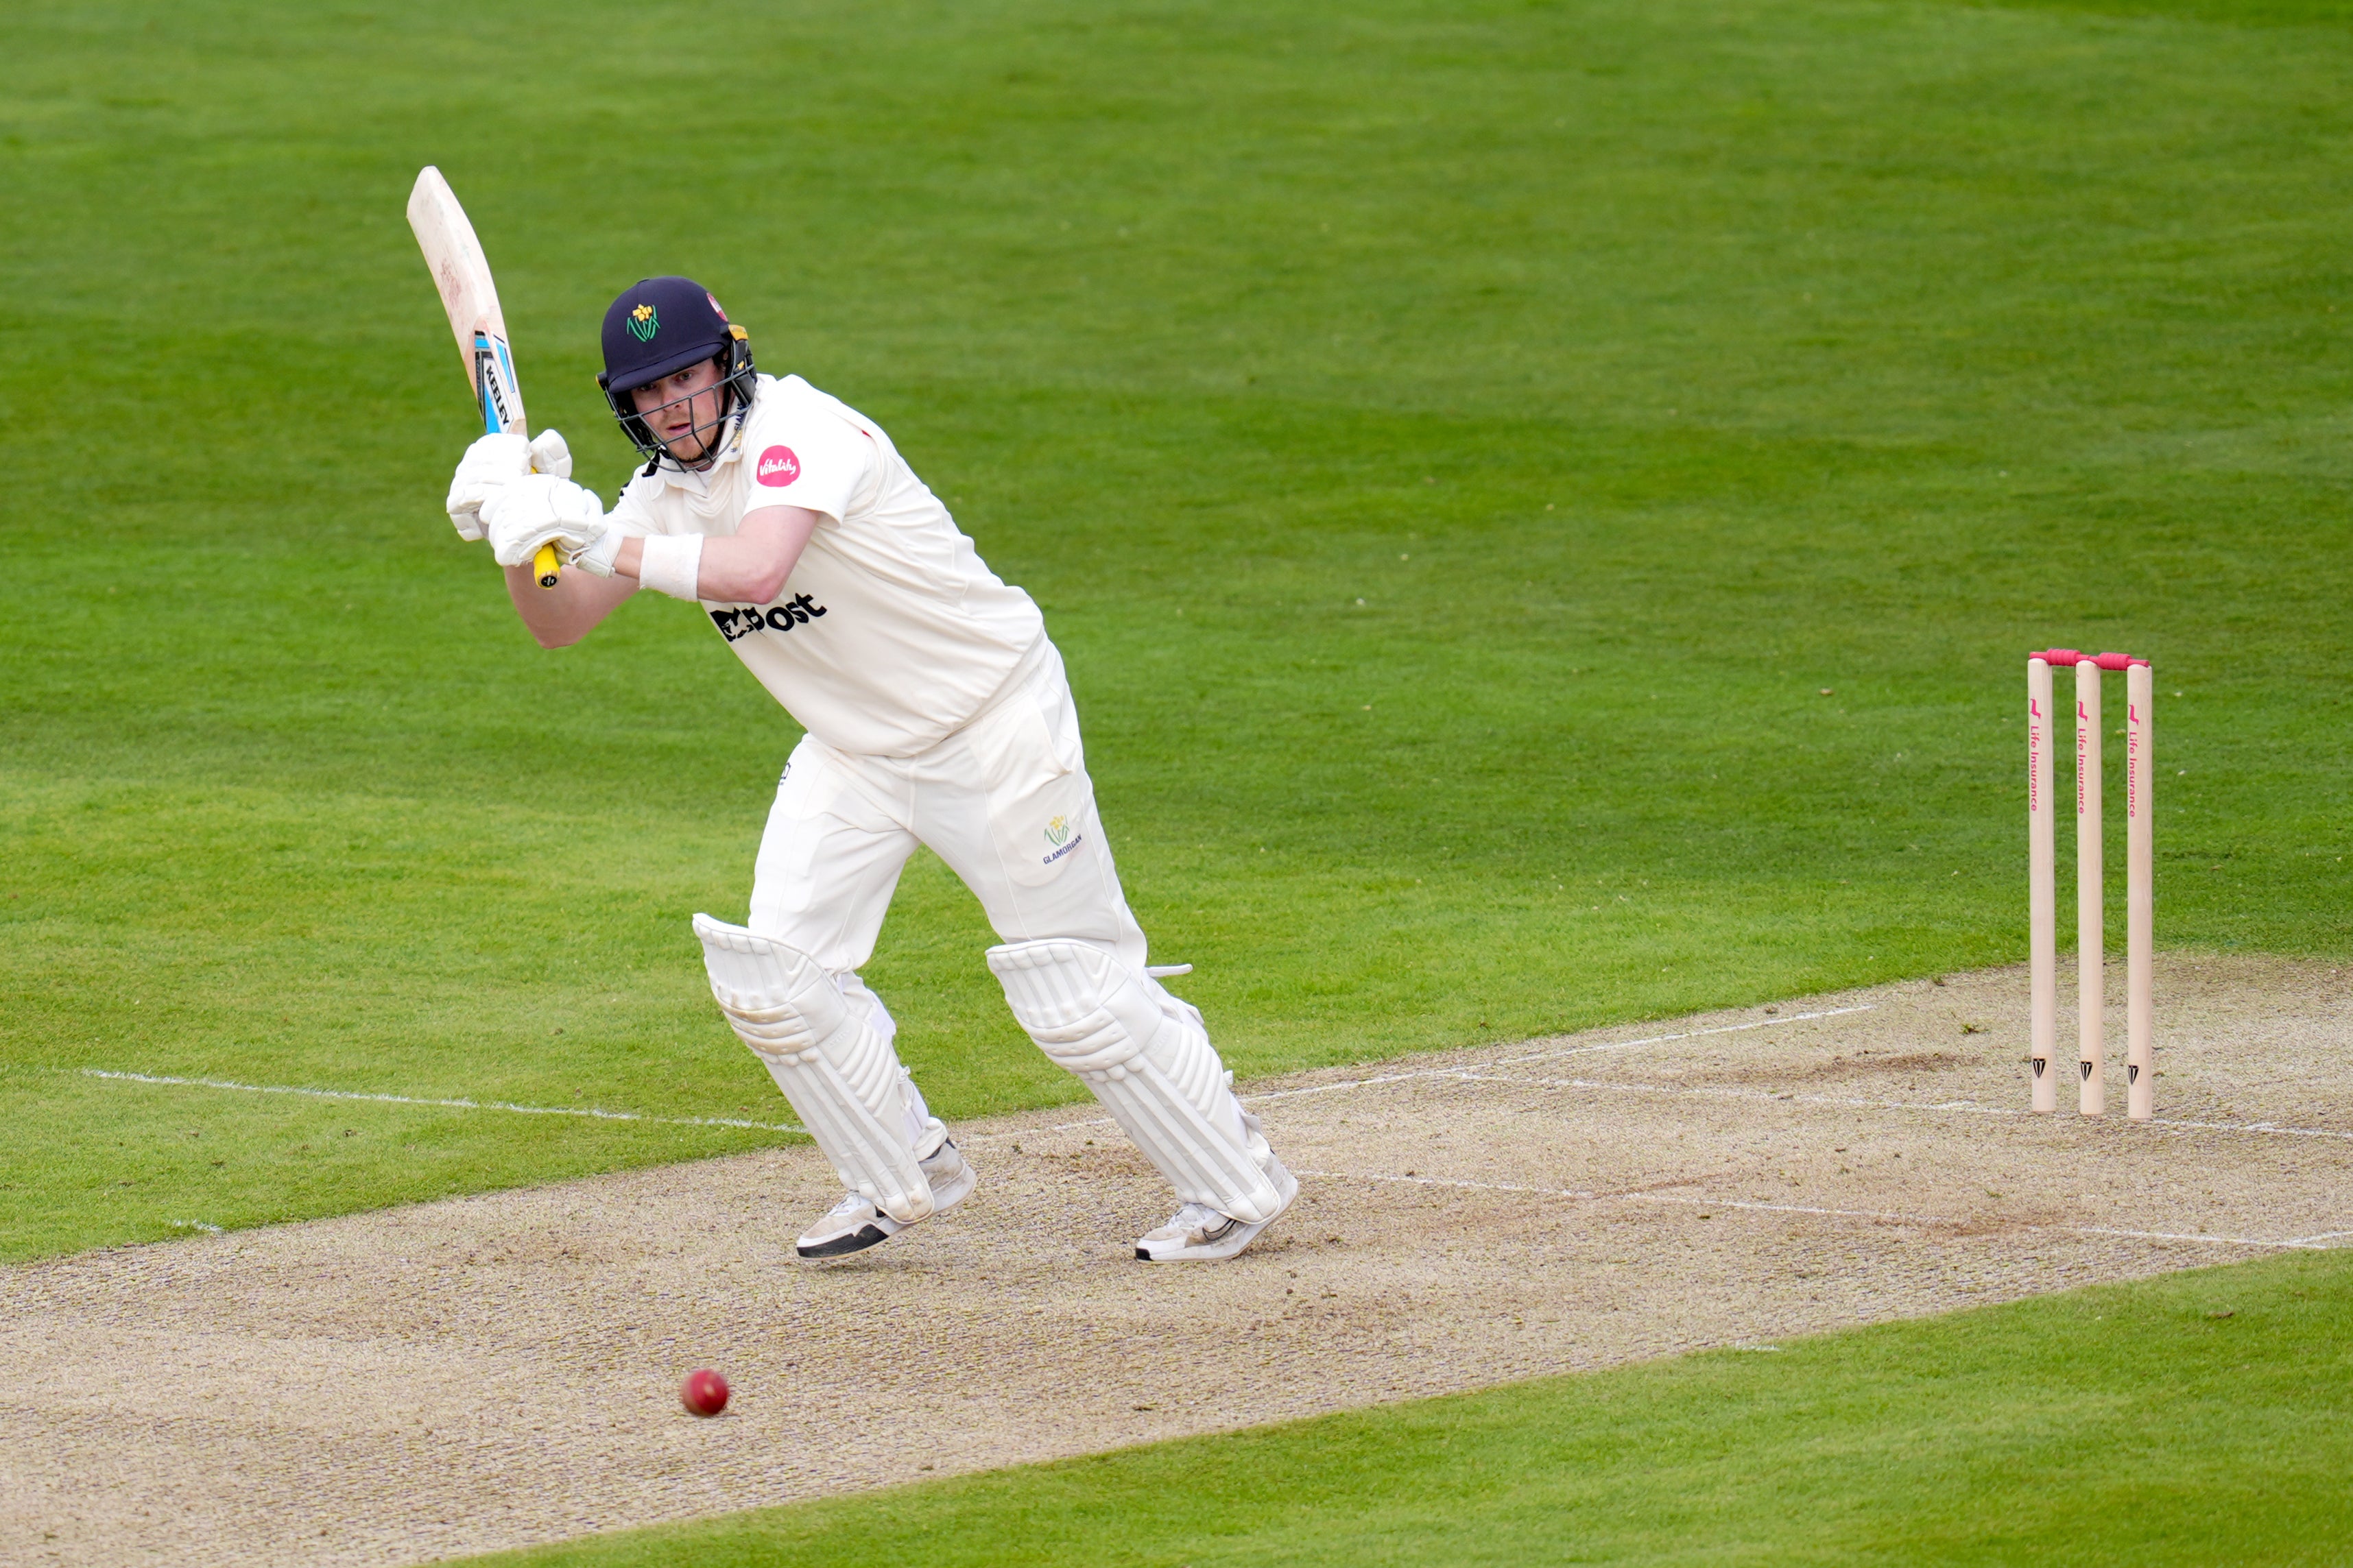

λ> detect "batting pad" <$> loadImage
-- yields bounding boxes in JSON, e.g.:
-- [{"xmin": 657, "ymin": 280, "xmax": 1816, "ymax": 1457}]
[
  {"xmin": 988, "ymin": 939, "xmax": 1283, "ymax": 1224},
  {"xmin": 694, "ymin": 914, "xmax": 935, "ymax": 1225}
]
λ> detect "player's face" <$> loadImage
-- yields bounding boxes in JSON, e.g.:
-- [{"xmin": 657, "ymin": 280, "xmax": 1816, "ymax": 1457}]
[{"xmin": 631, "ymin": 358, "xmax": 728, "ymax": 462}]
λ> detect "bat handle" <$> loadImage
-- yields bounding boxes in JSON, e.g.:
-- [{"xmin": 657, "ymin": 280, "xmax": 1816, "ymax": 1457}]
[{"xmin": 534, "ymin": 542, "xmax": 562, "ymax": 590}]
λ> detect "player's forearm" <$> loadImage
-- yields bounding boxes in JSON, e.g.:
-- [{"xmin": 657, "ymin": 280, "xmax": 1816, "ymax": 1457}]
[
  {"xmin": 504, "ymin": 560, "xmax": 634, "ymax": 648},
  {"xmin": 683, "ymin": 533, "xmax": 799, "ymax": 603},
  {"xmin": 614, "ymin": 508, "xmax": 818, "ymax": 604},
  {"xmin": 612, "ymin": 534, "xmax": 767, "ymax": 601}
]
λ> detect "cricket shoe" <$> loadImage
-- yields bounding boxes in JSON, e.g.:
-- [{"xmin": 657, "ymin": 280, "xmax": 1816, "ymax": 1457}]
[
  {"xmin": 796, "ymin": 1137, "xmax": 977, "ymax": 1259},
  {"xmin": 1134, "ymin": 1152, "xmax": 1300, "ymax": 1262}
]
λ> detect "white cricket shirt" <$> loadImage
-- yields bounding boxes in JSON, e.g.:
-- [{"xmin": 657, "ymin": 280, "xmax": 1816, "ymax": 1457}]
[{"xmin": 606, "ymin": 374, "xmax": 1047, "ymax": 757}]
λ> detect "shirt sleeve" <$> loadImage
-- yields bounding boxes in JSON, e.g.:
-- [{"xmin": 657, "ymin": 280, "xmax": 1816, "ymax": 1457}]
[{"xmin": 738, "ymin": 390, "xmax": 876, "ymax": 525}]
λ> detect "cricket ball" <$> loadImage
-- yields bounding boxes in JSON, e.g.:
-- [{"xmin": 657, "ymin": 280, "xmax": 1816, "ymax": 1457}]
[{"xmin": 680, "ymin": 1368, "xmax": 730, "ymax": 1418}]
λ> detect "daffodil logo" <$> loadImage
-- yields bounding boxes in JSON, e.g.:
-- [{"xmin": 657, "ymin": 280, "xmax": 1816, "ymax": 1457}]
[
  {"xmin": 628, "ymin": 303, "xmax": 658, "ymax": 341},
  {"xmin": 1038, "ymin": 813, "xmax": 1084, "ymax": 867}
]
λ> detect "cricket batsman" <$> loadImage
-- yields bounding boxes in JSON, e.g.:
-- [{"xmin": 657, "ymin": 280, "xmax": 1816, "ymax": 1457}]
[{"xmin": 442, "ymin": 276, "xmax": 1295, "ymax": 1262}]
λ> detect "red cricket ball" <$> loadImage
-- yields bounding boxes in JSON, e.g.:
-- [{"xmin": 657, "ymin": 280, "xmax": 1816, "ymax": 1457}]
[{"xmin": 681, "ymin": 1368, "xmax": 730, "ymax": 1418}]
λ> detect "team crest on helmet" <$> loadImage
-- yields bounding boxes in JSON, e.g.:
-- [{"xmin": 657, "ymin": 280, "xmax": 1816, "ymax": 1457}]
[{"xmin": 628, "ymin": 303, "xmax": 658, "ymax": 341}]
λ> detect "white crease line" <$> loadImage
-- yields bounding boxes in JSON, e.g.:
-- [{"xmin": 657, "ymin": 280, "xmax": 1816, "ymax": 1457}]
[
  {"xmin": 1294, "ymin": 1168, "xmax": 2329, "ymax": 1251},
  {"xmin": 2070, "ymin": 1225, "xmax": 2324, "ymax": 1249},
  {"xmin": 2284, "ymin": 1229, "xmax": 2353, "ymax": 1245},
  {"xmin": 80, "ymin": 1070, "xmax": 805, "ymax": 1136},
  {"xmin": 70, "ymin": 1007, "xmax": 1881, "ymax": 1146},
  {"xmin": 1293, "ymin": 1168, "xmax": 1924, "ymax": 1225},
  {"xmin": 2138, "ymin": 1116, "xmax": 2353, "ymax": 1143},
  {"xmin": 958, "ymin": 1009, "xmax": 1874, "ymax": 1144},
  {"xmin": 1490, "ymin": 1005, "xmax": 1881, "ymax": 1065},
  {"xmin": 1454, "ymin": 1071, "xmax": 2024, "ymax": 1117},
  {"xmin": 1246, "ymin": 1005, "xmax": 1879, "ymax": 1107},
  {"xmin": 960, "ymin": 1115, "xmax": 1119, "ymax": 1144},
  {"xmin": 1440, "ymin": 1070, "xmax": 2353, "ymax": 1144}
]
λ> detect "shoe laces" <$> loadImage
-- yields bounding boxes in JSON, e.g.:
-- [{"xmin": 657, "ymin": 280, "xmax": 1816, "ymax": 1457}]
[{"xmin": 1164, "ymin": 1202, "xmax": 1228, "ymax": 1234}]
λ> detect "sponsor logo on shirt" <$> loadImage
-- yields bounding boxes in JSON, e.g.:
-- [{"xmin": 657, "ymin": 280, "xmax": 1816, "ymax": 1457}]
[
  {"xmin": 709, "ymin": 592, "xmax": 828, "ymax": 643},
  {"xmin": 755, "ymin": 446, "xmax": 801, "ymax": 487}
]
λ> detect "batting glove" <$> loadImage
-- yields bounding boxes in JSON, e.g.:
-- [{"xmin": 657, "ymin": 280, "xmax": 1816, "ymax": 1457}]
[
  {"xmin": 443, "ymin": 430, "xmax": 574, "ymax": 542},
  {"xmin": 565, "ymin": 519, "xmax": 629, "ymax": 578},
  {"xmin": 482, "ymin": 474, "xmax": 608, "ymax": 568},
  {"xmin": 443, "ymin": 432, "xmax": 533, "ymax": 542},
  {"xmin": 525, "ymin": 428, "xmax": 573, "ymax": 481}
]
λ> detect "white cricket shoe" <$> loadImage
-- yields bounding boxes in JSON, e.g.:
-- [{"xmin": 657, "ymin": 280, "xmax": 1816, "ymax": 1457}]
[
  {"xmin": 796, "ymin": 1137, "xmax": 977, "ymax": 1259},
  {"xmin": 1134, "ymin": 1153, "xmax": 1299, "ymax": 1262}
]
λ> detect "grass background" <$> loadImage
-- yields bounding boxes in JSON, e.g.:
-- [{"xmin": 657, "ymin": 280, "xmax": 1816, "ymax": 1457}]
[
  {"xmin": 465, "ymin": 1246, "xmax": 2353, "ymax": 1567},
  {"xmin": 3, "ymin": 0, "xmax": 2351, "ymax": 1259}
]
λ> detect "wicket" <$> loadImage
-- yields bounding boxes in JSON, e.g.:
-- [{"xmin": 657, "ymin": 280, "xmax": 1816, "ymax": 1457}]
[{"xmin": 2027, "ymin": 650, "xmax": 2153, "ymax": 1120}]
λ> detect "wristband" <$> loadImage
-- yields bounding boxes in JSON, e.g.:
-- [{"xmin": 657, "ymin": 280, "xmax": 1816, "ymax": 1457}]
[{"xmin": 639, "ymin": 533, "xmax": 705, "ymax": 601}]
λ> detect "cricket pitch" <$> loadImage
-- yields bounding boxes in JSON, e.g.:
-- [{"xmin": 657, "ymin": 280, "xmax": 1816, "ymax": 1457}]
[{"xmin": 3, "ymin": 954, "xmax": 2348, "ymax": 1566}]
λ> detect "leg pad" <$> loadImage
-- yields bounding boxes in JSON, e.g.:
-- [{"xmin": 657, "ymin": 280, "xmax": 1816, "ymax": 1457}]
[
  {"xmin": 696, "ymin": 914, "xmax": 933, "ymax": 1223},
  {"xmin": 988, "ymin": 939, "xmax": 1281, "ymax": 1223}
]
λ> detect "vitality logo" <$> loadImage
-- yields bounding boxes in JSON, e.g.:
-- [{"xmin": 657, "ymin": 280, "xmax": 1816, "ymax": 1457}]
[
  {"xmin": 755, "ymin": 445, "xmax": 801, "ymax": 487},
  {"xmin": 709, "ymin": 592, "xmax": 828, "ymax": 642}
]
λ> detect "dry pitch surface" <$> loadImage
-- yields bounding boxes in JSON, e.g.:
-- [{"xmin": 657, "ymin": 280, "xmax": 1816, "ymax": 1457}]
[{"xmin": 5, "ymin": 955, "xmax": 2350, "ymax": 1567}]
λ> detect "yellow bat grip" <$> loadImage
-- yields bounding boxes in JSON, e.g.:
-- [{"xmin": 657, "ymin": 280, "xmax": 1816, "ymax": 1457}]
[{"xmin": 533, "ymin": 542, "xmax": 562, "ymax": 590}]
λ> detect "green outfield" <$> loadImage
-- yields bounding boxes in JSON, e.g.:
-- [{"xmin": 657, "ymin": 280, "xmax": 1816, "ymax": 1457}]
[
  {"xmin": 3, "ymin": 0, "xmax": 2348, "ymax": 1266},
  {"xmin": 465, "ymin": 1246, "xmax": 2353, "ymax": 1567}
]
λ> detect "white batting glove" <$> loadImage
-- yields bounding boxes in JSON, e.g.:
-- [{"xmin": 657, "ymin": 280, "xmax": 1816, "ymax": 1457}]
[
  {"xmin": 444, "ymin": 432, "xmax": 533, "ymax": 542},
  {"xmin": 482, "ymin": 474, "xmax": 608, "ymax": 568},
  {"xmin": 526, "ymin": 428, "xmax": 573, "ymax": 481},
  {"xmin": 566, "ymin": 520, "xmax": 628, "ymax": 578}
]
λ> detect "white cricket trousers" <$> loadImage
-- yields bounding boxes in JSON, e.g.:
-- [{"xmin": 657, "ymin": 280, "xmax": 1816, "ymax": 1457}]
[{"xmin": 747, "ymin": 640, "xmax": 1150, "ymax": 1028}]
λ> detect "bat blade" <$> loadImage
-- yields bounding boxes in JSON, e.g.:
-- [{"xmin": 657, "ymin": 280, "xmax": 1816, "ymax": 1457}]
[
  {"xmin": 407, "ymin": 167, "xmax": 527, "ymax": 438},
  {"xmin": 408, "ymin": 166, "xmax": 560, "ymax": 588}
]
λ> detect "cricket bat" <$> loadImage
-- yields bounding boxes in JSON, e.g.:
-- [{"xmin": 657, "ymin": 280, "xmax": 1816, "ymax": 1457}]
[{"xmin": 405, "ymin": 166, "xmax": 562, "ymax": 590}]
